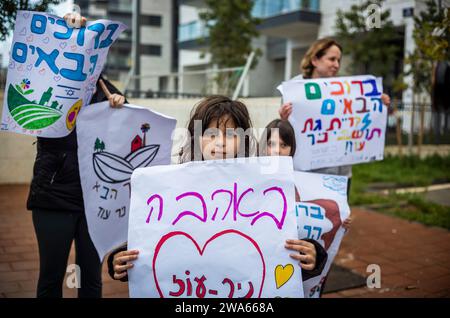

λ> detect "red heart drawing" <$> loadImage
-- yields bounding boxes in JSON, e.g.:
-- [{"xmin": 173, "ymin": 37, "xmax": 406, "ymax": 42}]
[{"xmin": 152, "ymin": 229, "xmax": 266, "ymax": 298}]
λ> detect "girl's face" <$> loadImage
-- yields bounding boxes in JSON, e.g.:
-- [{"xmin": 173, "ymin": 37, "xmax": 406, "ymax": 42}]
[
  {"xmin": 311, "ymin": 44, "xmax": 341, "ymax": 78},
  {"xmin": 200, "ymin": 115, "xmax": 240, "ymax": 160},
  {"xmin": 267, "ymin": 130, "xmax": 292, "ymax": 156}
]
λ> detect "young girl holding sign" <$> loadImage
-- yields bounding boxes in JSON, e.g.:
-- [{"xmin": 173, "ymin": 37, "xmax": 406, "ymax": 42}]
[{"xmin": 108, "ymin": 96, "xmax": 324, "ymax": 285}]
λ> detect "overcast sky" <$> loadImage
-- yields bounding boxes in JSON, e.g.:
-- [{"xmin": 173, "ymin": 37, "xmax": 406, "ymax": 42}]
[{"xmin": 0, "ymin": 0, "xmax": 74, "ymax": 67}]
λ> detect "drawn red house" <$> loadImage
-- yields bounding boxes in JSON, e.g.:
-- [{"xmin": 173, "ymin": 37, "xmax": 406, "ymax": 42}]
[{"xmin": 131, "ymin": 135, "xmax": 143, "ymax": 153}]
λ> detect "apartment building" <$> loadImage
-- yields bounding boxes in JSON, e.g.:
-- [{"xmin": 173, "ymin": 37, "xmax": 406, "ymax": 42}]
[{"xmin": 76, "ymin": 0, "xmax": 178, "ymax": 92}]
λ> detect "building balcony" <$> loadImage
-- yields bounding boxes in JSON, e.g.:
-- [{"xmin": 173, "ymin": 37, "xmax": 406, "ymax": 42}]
[
  {"xmin": 178, "ymin": 0, "xmax": 320, "ymax": 49},
  {"xmin": 178, "ymin": 20, "xmax": 210, "ymax": 50},
  {"xmin": 254, "ymin": 0, "xmax": 321, "ymax": 38}
]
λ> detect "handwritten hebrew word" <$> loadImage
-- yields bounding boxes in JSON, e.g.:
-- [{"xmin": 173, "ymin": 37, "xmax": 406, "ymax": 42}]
[
  {"xmin": 345, "ymin": 141, "xmax": 366, "ymax": 153},
  {"xmin": 169, "ymin": 271, "xmax": 254, "ymax": 298},
  {"xmin": 296, "ymin": 204, "xmax": 325, "ymax": 220},
  {"xmin": 30, "ymin": 14, "xmax": 119, "ymax": 48},
  {"xmin": 305, "ymin": 79, "xmax": 382, "ymax": 101},
  {"xmin": 99, "ymin": 185, "xmax": 118, "ymax": 200},
  {"xmin": 12, "ymin": 42, "xmax": 92, "ymax": 81},
  {"xmin": 11, "ymin": 13, "xmax": 120, "ymax": 81},
  {"xmin": 97, "ymin": 206, "xmax": 111, "ymax": 220},
  {"xmin": 145, "ymin": 183, "xmax": 288, "ymax": 230},
  {"xmin": 338, "ymin": 128, "xmax": 382, "ymax": 142}
]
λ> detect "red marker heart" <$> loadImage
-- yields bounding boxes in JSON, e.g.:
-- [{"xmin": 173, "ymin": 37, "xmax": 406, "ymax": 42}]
[{"xmin": 152, "ymin": 229, "xmax": 266, "ymax": 298}]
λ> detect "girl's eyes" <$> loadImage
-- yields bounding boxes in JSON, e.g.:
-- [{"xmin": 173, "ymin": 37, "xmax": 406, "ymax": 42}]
[
  {"xmin": 268, "ymin": 141, "xmax": 288, "ymax": 148},
  {"xmin": 203, "ymin": 129, "xmax": 237, "ymax": 138}
]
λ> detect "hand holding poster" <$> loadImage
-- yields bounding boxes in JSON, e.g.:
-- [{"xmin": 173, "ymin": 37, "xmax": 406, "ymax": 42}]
[
  {"xmin": 281, "ymin": 75, "xmax": 388, "ymax": 171},
  {"xmin": 1, "ymin": 11, "xmax": 126, "ymax": 137},
  {"xmin": 293, "ymin": 171, "xmax": 350, "ymax": 298},
  {"xmin": 127, "ymin": 156, "xmax": 303, "ymax": 298},
  {"xmin": 77, "ymin": 101, "xmax": 177, "ymax": 260}
]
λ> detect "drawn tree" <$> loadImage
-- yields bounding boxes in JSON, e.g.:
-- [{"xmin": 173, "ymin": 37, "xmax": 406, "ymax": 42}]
[
  {"xmin": 141, "ymin": 123, "xmax": 150, "ymax": 146},
  {"xmin": 94, "ymin": 138, "xmax": 101, "ymax": 152}
]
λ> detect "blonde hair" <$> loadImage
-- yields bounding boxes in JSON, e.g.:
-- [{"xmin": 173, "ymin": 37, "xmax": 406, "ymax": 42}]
[{"xmin": 301, "ymin": 38, "xmax": 342, "ymax": 79}]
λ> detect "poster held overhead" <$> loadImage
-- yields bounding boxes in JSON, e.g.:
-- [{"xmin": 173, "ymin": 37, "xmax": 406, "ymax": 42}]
[
  {"xmin": 1, "ymin": 10, "xmax": 126, "ymax": 137},
  {"xmin": 280, "ymin": 75, "xmax": 387, "ymax": 171}
]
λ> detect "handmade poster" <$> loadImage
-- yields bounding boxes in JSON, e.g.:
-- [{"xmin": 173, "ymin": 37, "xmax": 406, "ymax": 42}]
[
  {"xmin": 77, "ymin": 101, "xmax": 177, "ymax": 260},
  {"xmin": 1, "ymin": 10, "xmax": 126, "ymax": 137},
  {"xmin": 127, "ymin": 156, "xmax": 303, "ymax": 298},
  {"xmin": 293, "ymin": 171, "xmax": 350, "ymax": 298},
  {"xmin": 281, "ymin": 75, "xmax": 387, "ymax": 171}
]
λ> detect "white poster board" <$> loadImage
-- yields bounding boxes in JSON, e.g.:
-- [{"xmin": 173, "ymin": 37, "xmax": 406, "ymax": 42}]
[
  {"xmin": 1, "ymin": 10, "xmax": 126, "ymax": 137},
  {"xmin": 77, "ymin": 101, "xmax": 176, "ymax": 260},
  {"xmin": 128, "ymin": 156, "xmax": 303, "ymax": 298},
  {"xmin": 294, "ymin": 171, "xmax": 351, "ymax": 298},
  {"xmin": 281, "ymin": 75, "xmax": 387, "ymax": 171}
]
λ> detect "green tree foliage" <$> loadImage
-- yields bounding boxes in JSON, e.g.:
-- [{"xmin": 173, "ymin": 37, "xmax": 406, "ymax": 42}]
[
  {"xmin": 199, "ymin": 0, "xmax": 261, "ymax": 69},
  {"xmin": 94, "ymin": 138, "xmax": 101, "ymax": 152},
  {"xmin": 405, "ymin": 0, "xmax": 449, "ymax": 96},
  {"xmin": 335, "ymin": 0, "xmax": 402, "ymax": 89},
  {"xmin": 0, "ymin": 0, "xmax": 65, "ymax": 41}
]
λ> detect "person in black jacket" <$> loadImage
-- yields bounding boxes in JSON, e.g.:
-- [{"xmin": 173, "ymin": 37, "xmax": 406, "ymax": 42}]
[{"xmin": 26, "ymin": 12, "xmax": 127, "ymax": 298}]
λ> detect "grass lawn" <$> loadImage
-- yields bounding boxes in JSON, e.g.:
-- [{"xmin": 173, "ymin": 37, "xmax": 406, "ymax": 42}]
[{"xmin": 350, "ymin": 154, "xmax": 450, "ymax": 230}]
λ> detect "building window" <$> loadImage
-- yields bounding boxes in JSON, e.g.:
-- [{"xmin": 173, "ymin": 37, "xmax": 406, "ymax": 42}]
[
  {"xmin": 141, "ymin": 44, "xmax": 162, "ymax": 56},
  {"xmin": 141, "ymin": 15, "xmax": 162, "ymax": 27}
]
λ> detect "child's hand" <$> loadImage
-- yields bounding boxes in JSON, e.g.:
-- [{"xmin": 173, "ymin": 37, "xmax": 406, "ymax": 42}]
[
  {"xmin": 381, "ymin": 94, "xmax": 391, "ymax": 107},
  {"xmin": 279, "ymin": 102, "xmax": 293, "ymax": 120},
  {"xmin": 99, "ymin": 79, "xmax": 125, "ymax": 108},
  {"xmin": 343, "ymin": 217, "xmax": 352, "ymax": 231},
  {"xmin": 285, "ymin": 239, "xmax": 316, "ymax": 271},
  {"xmin": 112, "ymin": 250, "xmax": 139, "ymax": 280},
  {"xmin": 63, "ymin": 12, "xmax": 87, "ymax": 28}
]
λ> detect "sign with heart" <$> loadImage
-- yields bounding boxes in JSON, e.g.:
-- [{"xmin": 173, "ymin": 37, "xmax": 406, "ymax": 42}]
[{"xmin": 128, "ymin": 156, "xmax": 303, "ymax": 298}]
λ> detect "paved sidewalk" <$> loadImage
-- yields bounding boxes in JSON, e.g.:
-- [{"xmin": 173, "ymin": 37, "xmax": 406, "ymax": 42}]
[
  {"xmin": 0, "ymin": 185, "xmax": 449, "ymax": 298},
  {"xmin": 0, "ymin": 185, "xmax": 128, "ymax": 298},
  {"xmin": 325, "ymin": 208, "xmax": 450, "ymax": 298}
]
